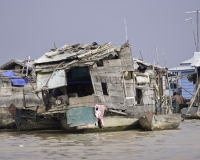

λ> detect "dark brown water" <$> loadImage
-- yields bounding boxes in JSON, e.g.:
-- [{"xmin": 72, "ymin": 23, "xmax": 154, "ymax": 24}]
[{"xmin": 0, "ymin": 119, "xmax": 200, "ymax": 160}]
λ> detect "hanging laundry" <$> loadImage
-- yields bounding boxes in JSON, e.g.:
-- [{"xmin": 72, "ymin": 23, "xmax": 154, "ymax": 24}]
[{"xmin": 94, "ymin": 104, "xmax": 105, "ymax": 129}]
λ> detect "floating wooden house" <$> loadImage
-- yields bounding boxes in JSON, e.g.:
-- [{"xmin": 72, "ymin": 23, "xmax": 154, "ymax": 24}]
[{"xmin": 33, "ymin": 41, "xmax": 181, "ymax": 132}]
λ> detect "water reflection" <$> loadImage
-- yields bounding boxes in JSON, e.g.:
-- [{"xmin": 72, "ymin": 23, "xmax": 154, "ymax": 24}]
[{"xmin": 0, "ymin": 120, "xmax": 200, "ymax": 160}]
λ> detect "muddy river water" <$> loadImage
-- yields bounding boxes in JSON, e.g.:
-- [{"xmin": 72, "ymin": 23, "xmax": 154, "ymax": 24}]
[{"xmin": 0, "ymin": 119, "xmax": 199, "ymax": 160}]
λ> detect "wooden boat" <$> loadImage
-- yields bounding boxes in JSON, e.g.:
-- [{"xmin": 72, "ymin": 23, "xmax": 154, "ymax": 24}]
[
  {"xmin": 0, "ymin": 107, "xmax": 15, "ymax": 128},
  {"xmin": 139, "ymin": 111, "xmax": 182, "ymax": 131},
  {"xmin": 181, "ymin": 107, "xmax": 200, "ymax": 119}
]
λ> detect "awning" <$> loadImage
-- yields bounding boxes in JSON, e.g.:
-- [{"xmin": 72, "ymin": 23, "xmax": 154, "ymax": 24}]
[
  {"xmin": 36, "ymin": 69, "xmax": 67, "ymax": 91},
  {"xmin": 191, "ymin": 52, "xmax": 200, "ymax": 67}
]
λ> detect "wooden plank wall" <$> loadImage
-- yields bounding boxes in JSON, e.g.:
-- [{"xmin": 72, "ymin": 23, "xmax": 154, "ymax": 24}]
[
  {"xmin": 0, "ymin": 80, "xmax": 44, "ymax": 109},
  {"xmin": 90, "ymin": 46, "xmax": 135, "ymax": 110},
  {"xmin": 90, "ymin": 45, "xmax": 156, "ymax": 114}
]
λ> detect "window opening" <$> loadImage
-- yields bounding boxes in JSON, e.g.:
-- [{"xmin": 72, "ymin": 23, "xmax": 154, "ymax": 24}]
[
  {"xmin": 135, "ymin": 88, "xmax": 143, "ymax": 104},
  {"xmin": 97, "ymin": 60, "xmax": 104, "ymax": 67},
  {"xmin": 101, "ymin": 83, "xmax": 108, "ymax": 95}
]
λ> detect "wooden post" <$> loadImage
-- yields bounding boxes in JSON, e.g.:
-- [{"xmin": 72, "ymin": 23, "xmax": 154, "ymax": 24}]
[
  {"xmin": 186, "ymin": 84, "xmax": 200, "ymax": 114},
  {"xmin": 89, "ymin": 68, "xmax": 96, "ymax": 95},
  {"xmin": 133, "ymin": 73, "xmax": 136, "ymax": 106},
  {"xmin": 122, "ymin": 71, "xmax": 127, "ymax": 97},
  {"xmin": 166, "ymin": 71, "xmax": 173, "ymax": 114}
]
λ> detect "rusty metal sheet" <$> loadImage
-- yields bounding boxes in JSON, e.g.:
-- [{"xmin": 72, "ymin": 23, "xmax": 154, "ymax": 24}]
[
  {"xmin": 8, "ymin": 103, "xmax": 27, "ymax": 126},
  {"xmin": 34, "ymin": 52, "xmax": 79, "ymax": 64},
  {"xmin": 8, "ymin": 103, "xmax": 16, "ymax": 120},
  {"xmin": 36, "ymin": 70, "xmax": 67, "ymax": 91}
]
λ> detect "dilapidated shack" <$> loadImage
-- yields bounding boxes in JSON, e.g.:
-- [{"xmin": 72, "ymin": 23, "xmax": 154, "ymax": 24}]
[{"xmin": 34, "ymin": 41, "xmax": 177, "ymax": 132}]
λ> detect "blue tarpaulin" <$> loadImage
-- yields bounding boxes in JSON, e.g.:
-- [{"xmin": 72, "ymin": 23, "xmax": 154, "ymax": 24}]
[{"xmin": 2, "ymin": 71, "xmax": 28, "ymax": 86}]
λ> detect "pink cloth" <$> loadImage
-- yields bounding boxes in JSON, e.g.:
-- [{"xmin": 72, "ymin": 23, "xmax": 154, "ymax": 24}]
[{"xmin": 94, "ymin": 104, "xmax": 105, "ymax": 127}]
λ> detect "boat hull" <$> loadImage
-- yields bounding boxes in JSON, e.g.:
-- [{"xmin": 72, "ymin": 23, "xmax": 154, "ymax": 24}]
[
  {"xmin": 181, "ymin": 107, "xmax": 200, "ymax": 119},
  {"xmin": 0, "ymin": 108, "xmax": 15, "ymax": 128},
  {"xmin": 139, "ymin": 111, "xmax": 182, "ymax": 131},
  {"xmin": 0, "ymin": 107, "xmax": 60, "ymax": 131},
  {"xmin": 60, "ymin": 116, "xmax": 139, "ymax": 133}
]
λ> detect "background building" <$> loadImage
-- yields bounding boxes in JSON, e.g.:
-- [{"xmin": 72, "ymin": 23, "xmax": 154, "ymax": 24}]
[
  {"xmin": 0, "ymin": 59, "xmax": 34, "ymax": 75},
  {"xmin": 169, "ymin": 58, "xmax": 195, "ymax": 101}
]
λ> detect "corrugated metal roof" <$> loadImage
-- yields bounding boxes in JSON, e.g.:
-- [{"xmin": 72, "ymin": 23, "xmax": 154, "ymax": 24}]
[
  {"xmin": 191, "ymin": 52, "xmax": 200, "ymax": 67},
  {"xmin": 180, "ymin": 58, "xmax": 193, "ymax": 65},
  {"xmin": 133, "ymin": 58, "xmax": 166, "ymax": 70},
  {"xmin": 0, "ymin": 59, "xmax": 34, "ymax": 70},
  {"xmin": 34, "ymin": 42, "xmax": 121, "ymax": 64},
  {"xmin": 169, "ymin": 65, "xmax": 194, "ymax": 71}
]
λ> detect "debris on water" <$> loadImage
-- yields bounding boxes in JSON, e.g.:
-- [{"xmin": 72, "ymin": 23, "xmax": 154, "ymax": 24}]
[{"xmin": 19, "ymin": 144, "xmax": 24, "ymax": 147}]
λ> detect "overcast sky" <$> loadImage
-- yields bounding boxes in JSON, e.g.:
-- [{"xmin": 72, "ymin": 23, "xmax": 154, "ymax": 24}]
[{"xmin": 0, "ymin": 0, "xmax": 199, "ymax": 68}]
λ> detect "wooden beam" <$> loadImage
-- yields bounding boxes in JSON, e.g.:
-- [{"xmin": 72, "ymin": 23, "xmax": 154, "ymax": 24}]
[{"xmin": 186, "ymin": 84, "xmax": 200, "ymax": 114}]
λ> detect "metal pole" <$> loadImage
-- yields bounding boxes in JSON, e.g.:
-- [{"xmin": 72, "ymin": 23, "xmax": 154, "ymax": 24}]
[
  {"xmin": 186, "ymin": 10, "xmax": 200, "ymax": 51},
  {"xmin": 163, "ymin": 49, "xmax": 166, "ymax": 67},
  {"xmin": 186, "ymin": 18, "xmax": 198, "ymax": 51},
  {"xmin": 191, "ymin": 18, "xmax": 198, "ymax": 51},
  {"xmin": 124, "ymin": 18, "xmax": 128, "ymax": 41},
  {"xmin": 197, "ymin": 67, "xmax": 199, "ymax": 107},
  {"xmin": 197, "ymin": 10, "xmax": 199, "ymax": 51},
  {"xmin": 139, "ymin": 49, "xmax": 143, "ymax": 61},
  {"xmin": 155, "ymin": 45, "xmax": 159, "ymax": 66}
]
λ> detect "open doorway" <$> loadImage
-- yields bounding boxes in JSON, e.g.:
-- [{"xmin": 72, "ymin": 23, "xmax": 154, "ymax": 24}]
[{"xmin": 66, "ymin": 67, "xmax": 94, "ymax": 97}]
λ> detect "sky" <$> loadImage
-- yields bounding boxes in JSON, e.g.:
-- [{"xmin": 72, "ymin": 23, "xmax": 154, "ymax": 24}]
[{"xmin": 0, "ymin": 0, "xmax": 200, "ymax": 68}]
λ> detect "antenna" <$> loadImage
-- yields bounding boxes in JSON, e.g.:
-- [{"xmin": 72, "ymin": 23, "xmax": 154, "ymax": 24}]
[
  {"xmin": 186, "ymin": 10, "xmax": 200, "ymax": 51},
  {"xmin": 54, "ymin": 42, "xmax": 57, "ymax": 49},
  {"xmin": 155, "ymin": 45, "xmax": 159, "ymax": 65},
  {"xmin": 26, "ymin": 56, "xmax": 30, "ymax": 76},
  {"xmin": 124, "ymin": 18, "xmax": 128, "ymax": 41},
  {"xmin": 139, "ymin": 49, "xmax": 143, "ymax": 61},
  {"xmin": 185, "ymin": 18, "xmax": 198, "ymax": 51},
  {"xmin": 163, "ymin": 49, "xmax": 167, "ymax": 67}
]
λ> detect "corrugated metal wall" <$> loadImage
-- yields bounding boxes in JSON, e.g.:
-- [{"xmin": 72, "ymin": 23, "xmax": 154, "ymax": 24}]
[{"xmin": 181, "ymin": 71, "xmax": 195, "ymax": 100}]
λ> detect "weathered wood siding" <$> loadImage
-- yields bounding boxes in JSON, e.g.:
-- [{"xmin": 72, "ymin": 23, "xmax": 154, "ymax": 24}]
[
  {"xmin": 89, "ymin": 45, "xmax": 134, "ymax": 110},
  {"xmin": 90, "ymin": 45, "xmax": 156, "ymax": 114},
  {"xmin": 0, "ymin": 79, "xmax": 44, "ymax": 110}
]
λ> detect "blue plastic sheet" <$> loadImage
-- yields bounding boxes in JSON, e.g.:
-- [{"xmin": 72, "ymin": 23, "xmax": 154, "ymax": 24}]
[
  {"xmin": 11, "ymin": 78, "xmax": 28, "ymax": 86},
  {"xmin": 2, "ymin": 71, "xmax": 28, "ymax": 86},
  {"xmin": 2, "ymin": 70, "xmax": 16, "ymax": 77}
]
